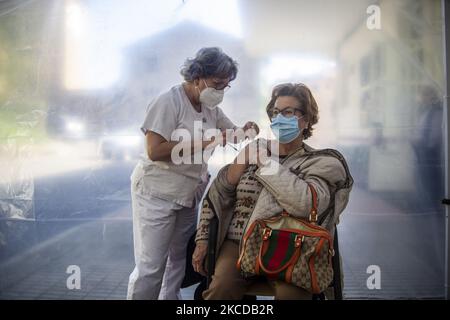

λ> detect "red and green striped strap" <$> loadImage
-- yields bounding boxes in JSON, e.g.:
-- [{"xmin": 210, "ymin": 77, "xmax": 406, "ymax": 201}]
[{"xmin": 260, "ymin": 230, "xmax": 297, "ymax": 280}]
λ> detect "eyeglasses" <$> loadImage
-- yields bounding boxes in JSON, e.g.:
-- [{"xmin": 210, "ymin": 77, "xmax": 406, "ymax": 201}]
[
  {"xmin": 220, "ymin": 84, "xmax": 231, "ymax": 92},
  {"xmin": 205, "ymin": 79, "xmax": 231, "ymax": 92},
  {"xmin": 212, "ymin": 82, "xmax": 231, "ymax": 92},
  {"xmin": 271, "ymin": 107, "xmax": 304, "ymax": 119}
]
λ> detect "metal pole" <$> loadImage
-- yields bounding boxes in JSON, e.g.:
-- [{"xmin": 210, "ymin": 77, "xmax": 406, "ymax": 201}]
[{"xmin": 443, "ymin": 0, "xmax": 450, "ymax": 301}]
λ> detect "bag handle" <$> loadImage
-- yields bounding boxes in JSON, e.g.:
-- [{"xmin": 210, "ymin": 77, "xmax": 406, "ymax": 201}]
[
  {"xmin": 307, "ymin": 183, "xmax": 318, "ymax": 223},
  {"xmin": 283, "ymin": 183, "xmax": 318, "ymax": 223}
]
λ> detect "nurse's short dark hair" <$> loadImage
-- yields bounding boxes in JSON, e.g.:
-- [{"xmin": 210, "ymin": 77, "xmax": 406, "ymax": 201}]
[{"xmin": 180, "ymin": 47, "xmax": 238, "ymax": 82}]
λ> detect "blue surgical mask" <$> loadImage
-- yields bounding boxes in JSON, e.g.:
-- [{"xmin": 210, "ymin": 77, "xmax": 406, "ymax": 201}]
[{"xmin": 270, "ymin": 114, "xmax": 303, "ymax": 143}]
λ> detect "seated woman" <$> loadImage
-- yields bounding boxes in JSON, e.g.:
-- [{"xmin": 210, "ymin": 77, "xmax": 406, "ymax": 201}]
[{"xmin": 192, "ymin": 83, "xmax": 353, "ymax": 300}]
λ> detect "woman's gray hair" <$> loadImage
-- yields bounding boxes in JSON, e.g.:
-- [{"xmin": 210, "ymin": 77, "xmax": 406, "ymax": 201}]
[{"xmin": 180, "ymin": 47, "xmax": 238, "ymax": 82}]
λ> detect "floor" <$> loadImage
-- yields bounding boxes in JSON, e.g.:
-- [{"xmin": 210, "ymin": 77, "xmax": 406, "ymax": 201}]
[{"xmin": 0, "ymin": 186, "xmax": 446, "ymax": 300}]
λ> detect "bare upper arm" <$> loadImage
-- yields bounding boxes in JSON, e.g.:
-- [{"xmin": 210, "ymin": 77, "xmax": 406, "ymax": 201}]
[{"xmin": 146, "ymin": 131, "xmax": 168, "ymax": 160}]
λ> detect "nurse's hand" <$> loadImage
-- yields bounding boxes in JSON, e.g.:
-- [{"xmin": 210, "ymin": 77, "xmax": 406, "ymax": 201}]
[
  {"xmin": 243, "ymin": 121, "xmax": 259, "ymax": 138},
  {"xmin": 206, "ymin": 131, "xmax": 227, "ymax": 147},
  {"xmin": 192, "ymin": 241, "xmax": 208, "ymax": 276}
]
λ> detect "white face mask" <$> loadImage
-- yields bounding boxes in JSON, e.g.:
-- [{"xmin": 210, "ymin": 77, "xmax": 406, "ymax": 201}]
[{"xmin": 198, "ymin": 79, "xmax": 224, "ymax": 110}]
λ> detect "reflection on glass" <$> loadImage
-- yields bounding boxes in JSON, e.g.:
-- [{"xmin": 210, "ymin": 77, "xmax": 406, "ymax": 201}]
[{"xmin": 0, "ymin": 0, "xmax": 446, "ymax": 299}]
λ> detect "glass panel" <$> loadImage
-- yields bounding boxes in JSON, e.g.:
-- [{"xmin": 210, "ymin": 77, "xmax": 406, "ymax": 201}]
[{"xmin": 0, "ymin": 0, "xmax": 445, "ymax": 299}]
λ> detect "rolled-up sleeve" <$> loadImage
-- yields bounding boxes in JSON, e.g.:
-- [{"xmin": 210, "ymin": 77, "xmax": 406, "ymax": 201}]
[{"xmin": 141, "ymin": 96, "xmax": 178, "ymax": 141}]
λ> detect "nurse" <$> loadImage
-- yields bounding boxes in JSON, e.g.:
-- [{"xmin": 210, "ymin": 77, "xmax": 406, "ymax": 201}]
[{"xmin": 127, "ymin": 47, "xmax": 258, "ymax": 300}]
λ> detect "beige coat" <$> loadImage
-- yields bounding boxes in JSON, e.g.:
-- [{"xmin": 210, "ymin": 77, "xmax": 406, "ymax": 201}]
[{"xmin": 197, "ymin": 140, "xmax": 354, "ymax": 258}]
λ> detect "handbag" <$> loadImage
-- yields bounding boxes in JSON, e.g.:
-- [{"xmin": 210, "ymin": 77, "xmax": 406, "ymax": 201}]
[{"xmin": 236, "ymin": 183, "xmax": 334, "ymax": 294}]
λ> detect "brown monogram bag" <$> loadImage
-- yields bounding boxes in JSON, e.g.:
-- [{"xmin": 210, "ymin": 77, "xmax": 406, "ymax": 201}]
[{"xmin": 236, "ymin": 183, "xmax": 334, "ymax": 294}]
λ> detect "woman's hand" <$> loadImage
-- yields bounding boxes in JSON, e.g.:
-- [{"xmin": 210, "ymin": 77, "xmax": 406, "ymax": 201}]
[
  {"xmin": 226, "ymin": 139, "xmax": 269, "ymax": 185},
  {"xmin": 192, "ymin": 242, "xmax": 208, "ymax": 276},
  {"xmin": 236, "ymin": 139, "xmax": 271, "ymax": 166},
  {"xmin": 255, "ymin": 139, "xmax": 271, "ymax": 167}
]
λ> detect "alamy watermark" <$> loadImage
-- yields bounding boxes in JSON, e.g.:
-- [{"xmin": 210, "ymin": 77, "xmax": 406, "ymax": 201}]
[
  {"xmin": 366, "ymin": 265, "xmax": 381, "ymax": 290},
  {"xmin": 366, "ymin": 5, "xmax": 381, "ymax": 30},
  {"xmin": 169, "ymin": 121, "xmax": 281, "ymax": 175},
  {"xmin": 66, "ymin": 265, "xmax": 81, "ymax": 290}
]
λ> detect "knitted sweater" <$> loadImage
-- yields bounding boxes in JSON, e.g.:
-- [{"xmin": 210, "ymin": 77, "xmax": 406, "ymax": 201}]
[{"xmin": 196, "ymin": 156, "xmax": 289, "ymax": 242}]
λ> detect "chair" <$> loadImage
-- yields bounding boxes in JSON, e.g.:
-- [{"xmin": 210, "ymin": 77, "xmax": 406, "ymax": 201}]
[{"xmin": 188, "ymin": 216, "xmax": 343, "ymax": 300}]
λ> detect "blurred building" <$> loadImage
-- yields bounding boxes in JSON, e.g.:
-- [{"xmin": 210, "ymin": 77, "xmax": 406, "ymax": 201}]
[
  {"xmin": 335, "ymin": 0, "xmax": 444, "ymax": 201},
  {"xmin": 45, "ymin": 19, "xmax": 261, "ymax": 146},
  {"xmin": 122, "ymin": 21, "xmax": 260, "ymax": 129}
]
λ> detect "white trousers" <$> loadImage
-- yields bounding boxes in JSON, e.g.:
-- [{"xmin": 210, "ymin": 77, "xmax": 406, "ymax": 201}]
[{"xmin": 127, "ymin": 167, "xmax": 208, "ymax": 300}]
